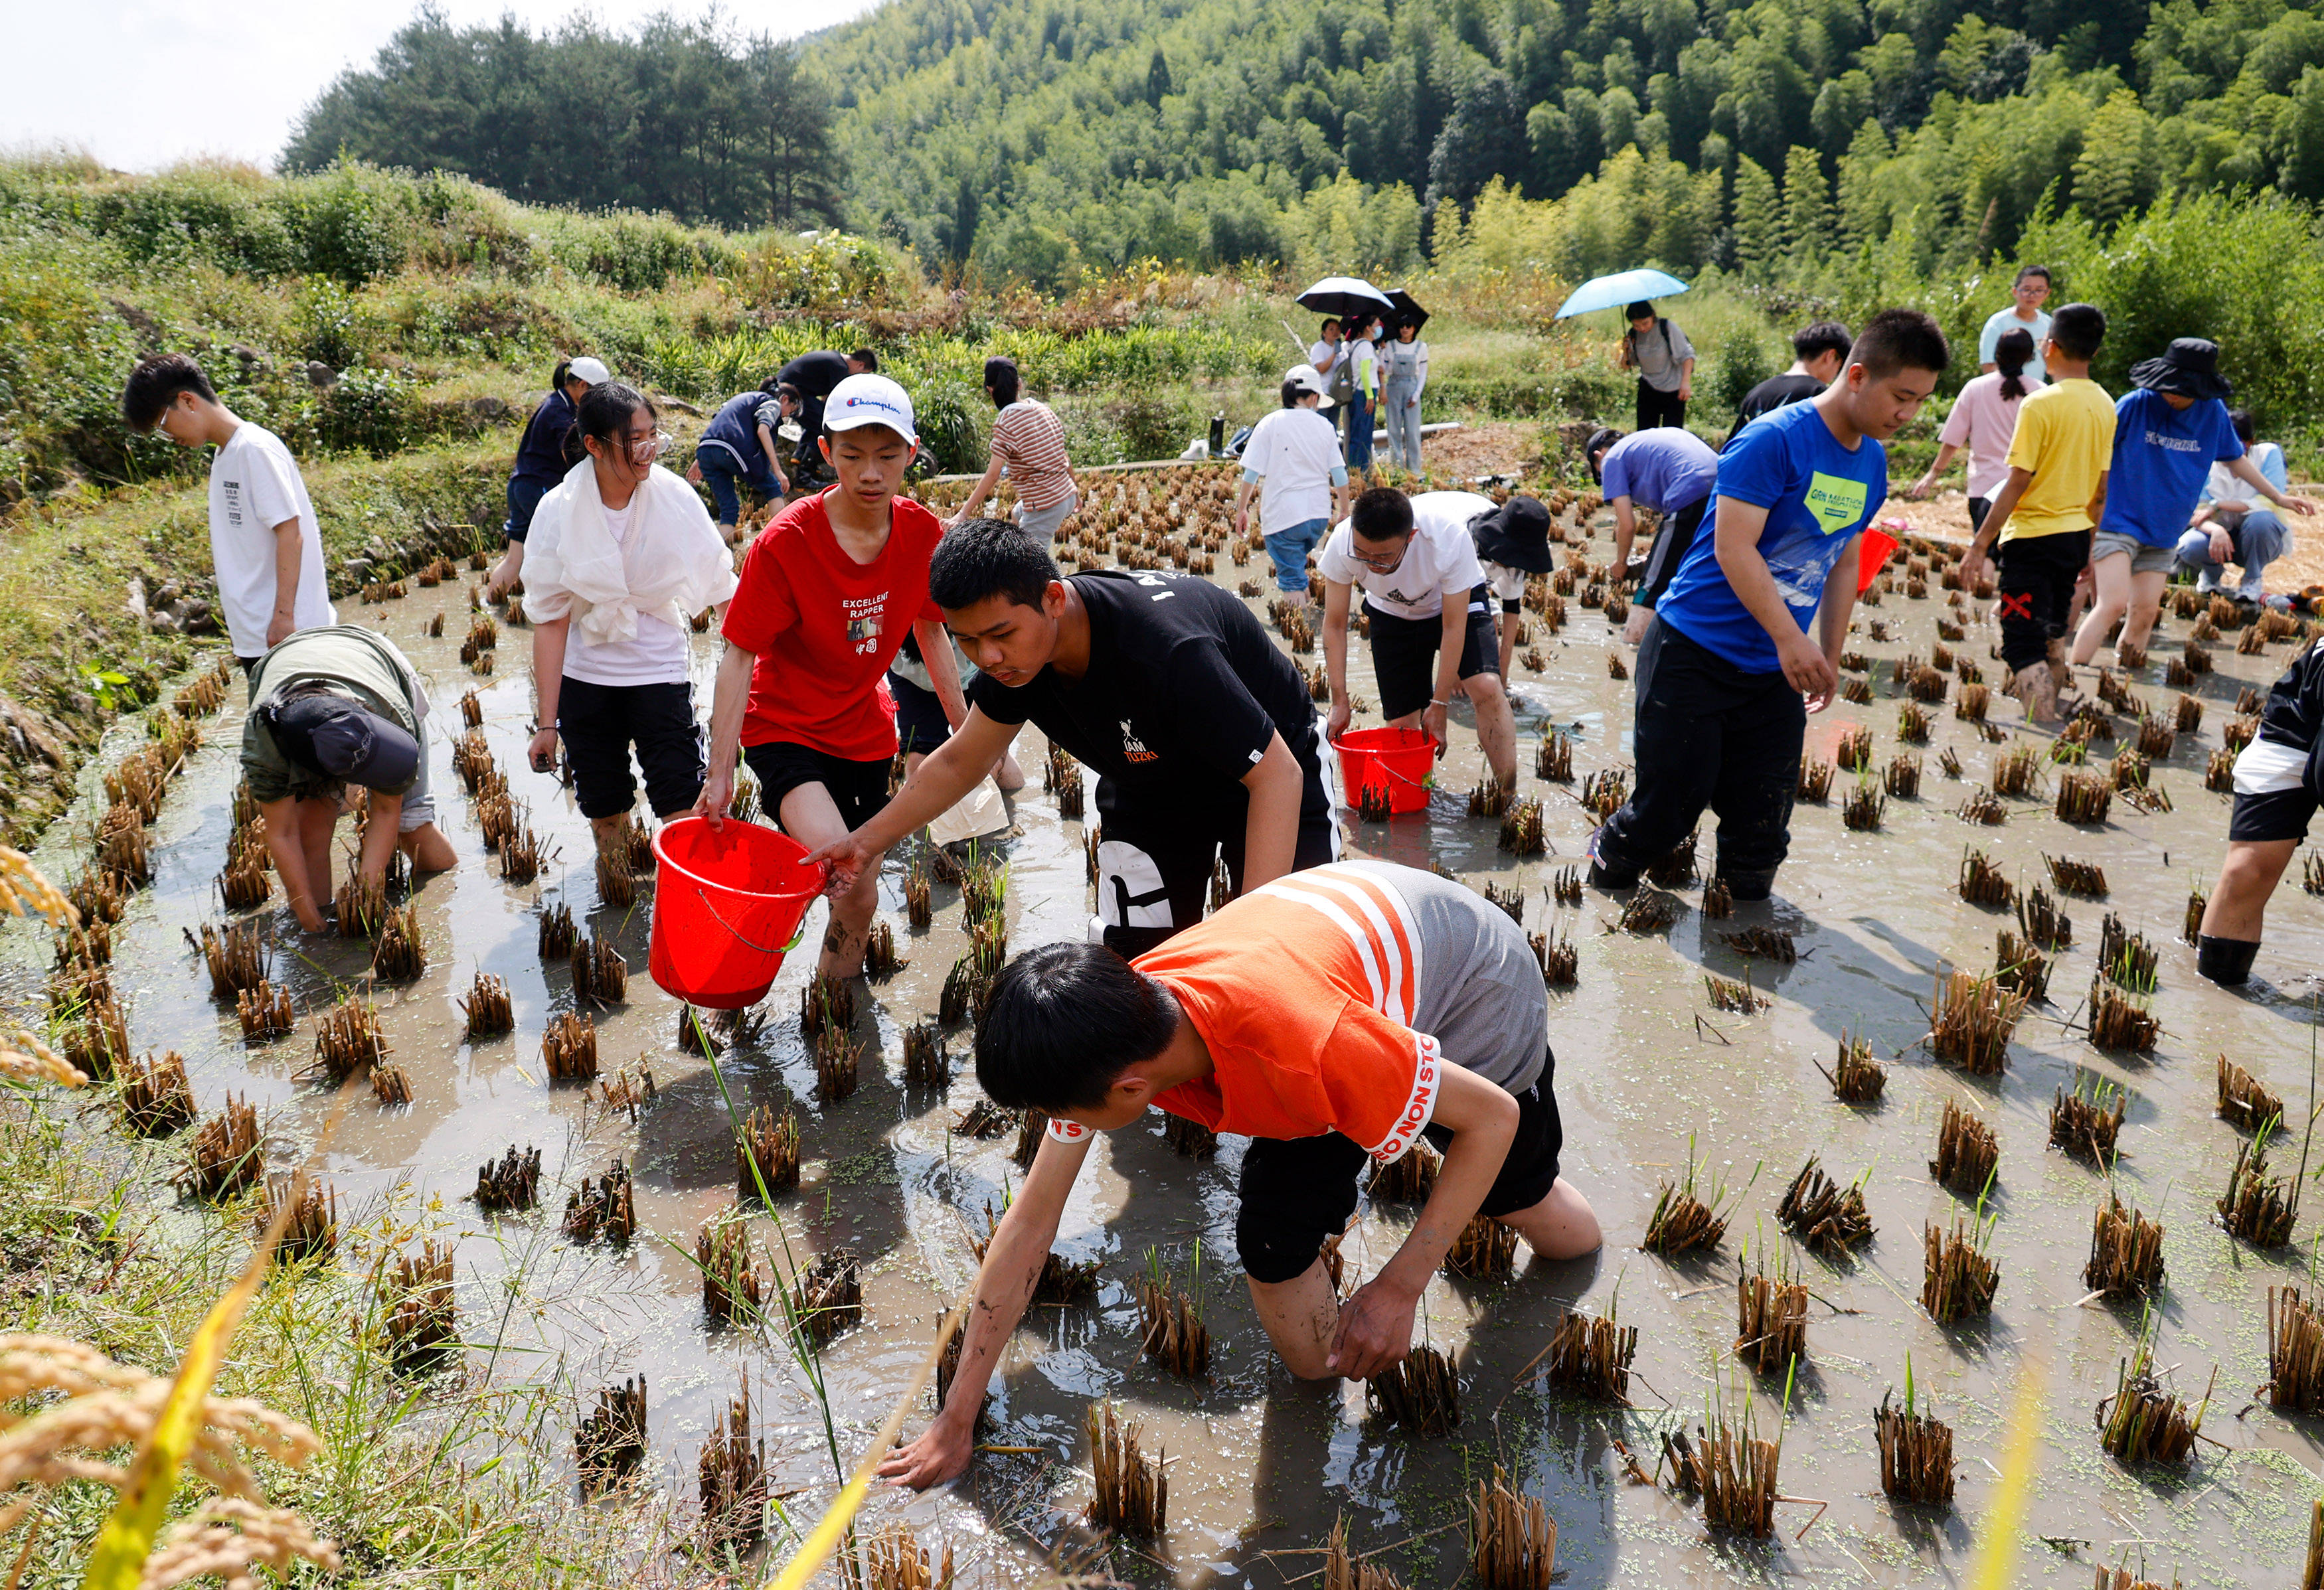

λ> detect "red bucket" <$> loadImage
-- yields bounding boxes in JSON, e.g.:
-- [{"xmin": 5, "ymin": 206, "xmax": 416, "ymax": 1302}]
[
  {"xmin": 1857, "ymin": 524, "xmax": 1900, "ymax": 593},
  {"xmin": 649, "ymin": 817, "xmax": 823, "ymax": 1009},
  {"xmin": 1335, "ymin": 725, "xmax": 1435, "ymax": 815}
]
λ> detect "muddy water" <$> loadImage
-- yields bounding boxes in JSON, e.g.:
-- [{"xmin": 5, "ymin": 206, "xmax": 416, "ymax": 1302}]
[{"xmin": 20, "ymin": 545, "xmax": 2324, "ymax": 1588}]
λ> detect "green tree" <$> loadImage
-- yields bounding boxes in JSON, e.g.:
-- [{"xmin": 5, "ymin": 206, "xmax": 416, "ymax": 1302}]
[
  {"xmin": 2286, "ymin": 66, "xmax": 2324, "ymax": 200},
  {"xmin": 1782, "ymin": 144, "xmax": 1833, "ymax": 263},
  {"xmin": 2069, "ymin": 88, "xmax": 2155, "ymax": 225},
  {"xmin": 1732, "ymin": 155, "xmax": 1780, "ymax": 278}
]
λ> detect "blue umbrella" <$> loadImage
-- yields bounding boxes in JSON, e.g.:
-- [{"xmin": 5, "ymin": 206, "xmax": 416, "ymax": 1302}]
[{"xmin": 1553, "ymin": 268, "xmax": 1691, "ymax": 320}]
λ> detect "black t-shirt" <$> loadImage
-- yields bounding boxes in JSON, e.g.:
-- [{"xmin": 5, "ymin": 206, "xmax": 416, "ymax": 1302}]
[
  {"xmin": 779, "ymin": 351, "xmax": 852, "ymax": 481},
  {"xmin": 967, "ymin": 571, "xmax": 1325, "ymax": 827},
  {"xmin": 2258, "ymin": 641, "xmax": 2324, "ymax": 759},
  {"xmin": 1727, "ymin": 373, "xmax": 1825, "ymax": 447}
]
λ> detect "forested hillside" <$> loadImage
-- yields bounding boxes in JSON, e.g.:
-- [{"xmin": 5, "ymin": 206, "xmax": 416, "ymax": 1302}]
[
  {"xmin": 809, "ymin": 0, "xmax": 2324, "ymax": 283},
  {"xmin": 282, "ymin": 13, "xmax": 843, "ymax": 230}
]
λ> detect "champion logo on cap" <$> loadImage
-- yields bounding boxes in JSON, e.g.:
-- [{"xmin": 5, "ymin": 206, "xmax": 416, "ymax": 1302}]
[{"xmin": 844, "ymin": 394, "xmax": 906, "ymax": 416}]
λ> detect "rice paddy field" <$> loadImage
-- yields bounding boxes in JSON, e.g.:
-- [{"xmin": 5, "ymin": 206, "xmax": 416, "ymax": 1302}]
[{"xmin": 14, "ymin": 463, "xmax": 2324, "ymax": 1588}]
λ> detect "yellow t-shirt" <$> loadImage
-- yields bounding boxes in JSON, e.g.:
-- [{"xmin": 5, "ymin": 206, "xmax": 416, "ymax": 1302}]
[{"xmin": 1999, "ymin": 377, "xmax": 2116, "ymax": 540}]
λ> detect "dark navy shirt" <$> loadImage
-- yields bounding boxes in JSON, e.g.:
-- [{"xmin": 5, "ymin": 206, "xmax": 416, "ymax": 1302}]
[{"xmin": 511, "ymin": 388, "xmax": 577, "ymax": 485}]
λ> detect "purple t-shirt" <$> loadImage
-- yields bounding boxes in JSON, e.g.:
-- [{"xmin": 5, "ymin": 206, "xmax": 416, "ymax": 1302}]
[{"xmin": 1600, "ymin": 428, "xmax": 1720, "ymax": 514}]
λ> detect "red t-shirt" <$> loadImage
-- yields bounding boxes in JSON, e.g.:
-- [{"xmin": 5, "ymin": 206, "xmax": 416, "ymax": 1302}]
[
  {"xmin": 1041, "ymin": 866, "xmax": 1442, "ymax": 1162},
  {"xmin": 721, "ymin": 489, "xmax": 944, "ymax": 760}
]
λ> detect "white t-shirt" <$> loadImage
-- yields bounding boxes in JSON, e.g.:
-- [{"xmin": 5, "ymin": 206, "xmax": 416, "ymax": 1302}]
[
  {"xmin": 1977, "ymin": 306, "xmax": 2051, "ymax": 385},
  {"xmin": 531, "ymin": 493, "xmax": 693, "ymax": 686},
  {"xmin": 208, "ymin": 423, "xmax": 335, "ymax": 657},
  {"xmin": 1242, "ymin": 407, "xmax": 1344, "ymax": 534},
  {"xmin": 1308, "ymin": 339, "xmax": 1340, "ymax": 373},
  {"xmin": 1319, "ymin": 491, "xmax": 1493, "ymax": 620}
]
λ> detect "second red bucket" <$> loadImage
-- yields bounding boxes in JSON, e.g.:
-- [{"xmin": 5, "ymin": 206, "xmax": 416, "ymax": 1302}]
[
  {"xmin": 649, "ymin": 817, "xmax": 823, "ymax": 1009},
  {"xmin": 1335, "ymin": 725, "xmax": 1435, "ymax": 815}
]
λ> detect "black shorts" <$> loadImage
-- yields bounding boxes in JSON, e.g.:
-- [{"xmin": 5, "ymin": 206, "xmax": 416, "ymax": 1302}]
[
  {"xmin": 557, "ymin": 676, "xmax": 706, "ymax": 820},
  {"xmin": 2228, "ymin": 786, "xmax": 2318, "ymax": 843},
  {"xmin": 1366, "ymin": 585, "xmax": 1499, "ymax": 721},
  {"xmin": 744, "ymin": 740, "xmax": 891, "ymax": 836},
  {"xmin": 1234, "ymin": 1057, "xmax": 1566, "ymax": 1285},
  {"xmin": 1093, "ymin": 797, "xmax": 1341, "ymax": 961},
  {"xmin": 887, "ymin": 672, "xmax": 951, "ymax": 756}
]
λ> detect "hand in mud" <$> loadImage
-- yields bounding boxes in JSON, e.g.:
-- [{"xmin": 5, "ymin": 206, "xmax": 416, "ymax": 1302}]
[
  {"xmin": 878, "ymin": 1413, "xmax": 975, "ymax": 1490},
  {"xmin": 1327, "ymin": 1273, "xmax": 1420, "ymax": 1382}
]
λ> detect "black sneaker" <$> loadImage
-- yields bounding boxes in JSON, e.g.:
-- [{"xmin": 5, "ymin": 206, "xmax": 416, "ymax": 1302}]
[{"xmin": 1585, "ymin": 826, "xmax": 1637, "ymax": 890}]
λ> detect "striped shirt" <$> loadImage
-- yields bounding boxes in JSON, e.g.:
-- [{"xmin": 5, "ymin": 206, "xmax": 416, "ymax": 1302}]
[
  {"xmin": 1045, "ymin": 860, "xmax": 1546, "ymax": 1161},
  {"xmin": 990, "ymin": 399, "xmax": 1076, "ymax": 510}
]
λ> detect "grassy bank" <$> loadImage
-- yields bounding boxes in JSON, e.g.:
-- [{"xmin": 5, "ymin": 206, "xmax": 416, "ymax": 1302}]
[
  {"xmin": 0, "ymin": 443, "xmax": 507, "ymax": 845},
  {"xmin": 0, "ymin": 1078, "xmax": 656, "ymax": 1585}
]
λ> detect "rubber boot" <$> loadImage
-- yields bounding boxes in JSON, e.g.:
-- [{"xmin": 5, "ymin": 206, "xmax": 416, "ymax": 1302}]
[
  {"xmin": 1717, "ymin": 867, "xmax": 1778, "ymax": 904},
  {"xmin": 2197, "ymin": 934, "xmax": 2260, "ymax": 987},
  {"xmin": 2011, "ymin": 662, "xmax": 2060, "ymax": 726}
]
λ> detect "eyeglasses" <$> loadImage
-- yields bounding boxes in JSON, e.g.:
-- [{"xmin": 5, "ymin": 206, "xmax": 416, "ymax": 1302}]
[
  {"xmin": 1348, "ymin": 540, "xmax": 1407, "ymax": 572},
  {"xmin": 625, "ymin": 429, "xmax": 673, "ymax": 462}
]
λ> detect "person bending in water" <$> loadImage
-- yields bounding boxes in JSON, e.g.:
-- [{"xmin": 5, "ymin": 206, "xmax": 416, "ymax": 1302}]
[
  {"xmin": 242, "ymin": 626, "xmax": 456, "ymax": 931},
  {"xmin": 877, "ymin": 859, "xmax": 1601, "ymax": 1488},
  {"xmin": 808, "ymin": 516, "xmax": 1336, "ymax": 959},
  {"xmin": 2195, "ymin": 635, "xmax": 2324, "ymax": 987}
]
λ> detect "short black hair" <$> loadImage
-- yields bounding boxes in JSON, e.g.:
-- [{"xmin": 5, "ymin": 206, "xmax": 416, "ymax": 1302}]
[
  {"xmin": 2228, "ymin": 406, "xmax": 2256, "ymax": 445},
  {"xmin": 976, "ymin": 942, "xmax": 1179, "ymax": 1111},
  {"xmin": 983, "ymin": 355, "xmax": 1021, "ymax": 406},
  {"xmin": 1625, "ymin": 299, "xmax": 1656, "ymax": 321},
  {"xmin": 1319, "ymin": 317, "xmax": 1341, "ymax": 335},
  {"xmin": 2049, "ymin": 302, "xmax": 2106, "ymax": 361},
  {"xmin": 851, "ymin": 347, "xmax": 879, "ymax": 371},
  {"xmin": 930, "ymin": 515, "xmax": 1059, "ymax": 610},
  {"xmin": 1793, "ymin": 320, "xmax": 1853, "ymax": 362},
  {"xmin": 1351, "ymin": 486, "xmax": 1414, "ymax": 542},
  {"xmin": 1584, "ymin": 427, "xmax": 1622, "ymax": 482},
  {"xmin": 2014, "ymin": 264, "xmax": 2052, "ymax": 287},
  {"xmin": 1849, "ymin": 308, "xmax": 1950, "ymax": 381},
  {"xmin": 120, "ymin": 353, "xmax": 217, "ymax": 431}
]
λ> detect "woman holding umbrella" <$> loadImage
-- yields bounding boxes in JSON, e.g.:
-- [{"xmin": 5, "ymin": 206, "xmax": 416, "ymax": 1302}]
[{"xmin": 1381, "ymin": 292, "xmax": 1431, "ymax": 474}]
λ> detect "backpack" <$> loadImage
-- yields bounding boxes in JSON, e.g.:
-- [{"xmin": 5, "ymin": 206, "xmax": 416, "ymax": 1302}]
[{"xmin": 1325, "ymin": 346, "xmax": 1357, "ymax": 404}]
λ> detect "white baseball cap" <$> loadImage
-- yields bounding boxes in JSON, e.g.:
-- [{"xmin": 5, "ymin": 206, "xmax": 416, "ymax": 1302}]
[
  {"xmin": 823, "ymin": 374, "xmax": 917, "ymax": 443},
  {"xmin": 568, "ymin": 356, "xmax": 612, "ymax": 385},
  {"xmin": 1286, "ymin": 362, "xmax": 1335, "ymax": 408}
]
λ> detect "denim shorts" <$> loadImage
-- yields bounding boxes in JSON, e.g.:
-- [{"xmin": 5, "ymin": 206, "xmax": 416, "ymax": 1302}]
[
  {"xmin": 1262, "ymin": 517, "xmax": 1327, "ymax": 592},
  {"xmin": 2090, "ymin": 530, "xmax": 2177, "ymax": 576}
]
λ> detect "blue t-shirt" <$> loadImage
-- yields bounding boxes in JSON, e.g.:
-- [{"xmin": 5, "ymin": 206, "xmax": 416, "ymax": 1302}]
[
  {"xmin": 1600, "ymin": 428, "xmax": 1720, "ymax": 515},
  {"xmin": 1658, "ymin": 400, "xmax": 1888, "ymax": 673},
  {"xmin": 2100, "ymin": 390, "xmax": 2243, "ymax": 548}
]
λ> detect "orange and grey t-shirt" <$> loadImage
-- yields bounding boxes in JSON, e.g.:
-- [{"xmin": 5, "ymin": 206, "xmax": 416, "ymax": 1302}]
[{"xmin": 1047, "ymin": 860, "xmax": 1548, "ymax": 1164}]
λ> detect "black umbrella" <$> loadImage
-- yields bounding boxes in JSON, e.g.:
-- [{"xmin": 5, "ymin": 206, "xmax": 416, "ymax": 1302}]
[
  {"xmin": 1384, "ymin": 288, "xmax": 1429, "ymax": 334},
  {"xmin": 1294, "ymin": 276, "xmax": 1394, "ymax": 323}
]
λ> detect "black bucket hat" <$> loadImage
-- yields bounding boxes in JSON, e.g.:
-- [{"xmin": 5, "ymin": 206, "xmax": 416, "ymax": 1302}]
[
  {"xmin": 1469, "ymin": 495, "xmax": 1556, "ymax": 575},
  {"xmin": 2129, "ymin": 338, "xmax": 2233, "ymax": 403},
  {"xmin": 263, "ymin": 688, "xmax": 420, "ymax": 792}
]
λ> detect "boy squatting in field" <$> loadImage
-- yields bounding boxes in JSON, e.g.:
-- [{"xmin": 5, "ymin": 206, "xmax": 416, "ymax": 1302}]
[{"xmin": 878, "ymin": 859, "xmax": 1602, "ymax": 1489}]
